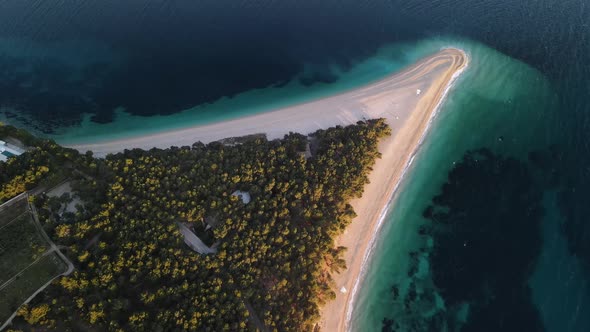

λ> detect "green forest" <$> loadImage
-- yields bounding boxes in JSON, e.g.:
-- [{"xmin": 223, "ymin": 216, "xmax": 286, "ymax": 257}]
[{"xmin": 0, "ymin": 120, "xmax": 390, "ymax": 331}]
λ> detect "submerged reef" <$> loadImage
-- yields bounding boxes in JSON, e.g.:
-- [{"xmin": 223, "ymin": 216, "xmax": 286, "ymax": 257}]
[{"xmin": 382, "ymin": 149, "xmax": 545, "ymax": 332}]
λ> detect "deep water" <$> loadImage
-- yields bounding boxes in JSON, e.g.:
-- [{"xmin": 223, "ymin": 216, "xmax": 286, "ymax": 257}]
[
  {"xmin": 383, "ymin": 149, "xmax": 546, "ymax": 331},
  {"xmin": 1, "ymin": 1, "xmax": 589, "ymax": 331}
]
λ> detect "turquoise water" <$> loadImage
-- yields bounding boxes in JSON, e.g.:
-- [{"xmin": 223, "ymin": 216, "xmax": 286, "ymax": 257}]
[
  {"xmin": 530, "ymin": 192, "xmax": 590, "ymax": 332},
  {"xmin": 46, "ymin": 35, "xmax": 572, "ymax": 330},
  {"xmin": 350, "ymin": 38, "xmax": 561, "ymax": 330},
  {"xmin": 9, "ymin": 35, "xmax": 570, "ymax": 330},
  {"xmin": 45, "ymin": 42, "xmax": 437, "ymax": 145},
  {"xmin": 39, "ymin": 37, "xmax": 553, "ymax": 150},
  {"xmin": 2, "ymin": 1, "xmax": 590, "ymax": 330}
]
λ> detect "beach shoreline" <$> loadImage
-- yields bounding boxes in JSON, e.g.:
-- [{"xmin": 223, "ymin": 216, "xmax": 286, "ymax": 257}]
[
  {"xmin": 65, "ymin": 48, "xmax": 468, "ymax": 331},
  {"xmin": 315, "ymin": 49, "xmax": 467, "ymax": 331},
  {"xmin": 339, "ymin": 51, "xmax": 468, "ymax": 332}
]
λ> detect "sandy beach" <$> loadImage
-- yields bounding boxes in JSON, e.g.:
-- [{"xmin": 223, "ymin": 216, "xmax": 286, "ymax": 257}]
[
  {"xmin": 67, "ymin": 48, "xmax": 468, "ymax": 331},
  {"xmin": 317, "ymin": 49, "xmax": 467, "ymax": 331}
]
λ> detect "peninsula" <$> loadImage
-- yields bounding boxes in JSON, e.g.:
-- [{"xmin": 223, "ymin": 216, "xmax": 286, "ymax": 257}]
[
  {"xmin": 0, "ymin": 48, "xmax": 467, "ymax": 331},
  {"xmin": 69, "ymin": 48, "xmax": 468, "ymax": 331}
]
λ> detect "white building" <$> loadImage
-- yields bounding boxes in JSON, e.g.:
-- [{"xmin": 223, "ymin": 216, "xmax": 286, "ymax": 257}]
[
  {"xmin": 177, "ymin": 222, "xmax": 217, "ymax": 255},
  {"xmin": 0, "ymin": 139, "xmax": 24, "ymax": 162},
  {"xmin": 231, "ymin": 190, "xmax": 251, "ymax": 204}
]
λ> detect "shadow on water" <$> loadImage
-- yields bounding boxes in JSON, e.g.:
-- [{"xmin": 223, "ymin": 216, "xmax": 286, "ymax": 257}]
[
  {"xmin": 352, "ymin": 36, "xmax": 590, "ymax": 331},
  {"xmin": 0, "ymin": 1, "xmax": 589, "ymax": 331},
  {"xmin": 382, "ymin": 149, "xmax": 546, "ymax": 332}
]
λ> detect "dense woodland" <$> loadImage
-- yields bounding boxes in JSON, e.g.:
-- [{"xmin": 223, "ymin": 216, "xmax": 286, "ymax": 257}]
[
  {"xmin": 0, "ymin": 125, "xmax": 93, "ymax": 203},
  {"xmin": 0, "ymin": 120, "xmax": 390, "ymax": 331}
]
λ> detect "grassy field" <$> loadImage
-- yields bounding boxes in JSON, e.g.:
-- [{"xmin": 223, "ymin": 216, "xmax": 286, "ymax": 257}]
[
  {"xmin": 0, "ymin": 198, "xmax": 27, "ymax": 228},
  {"xmin": 0, "ymin": 253, "xmax": 66, "ymax": 324},
  {"xmin": 0, "ymin": 197, "xmax": 69, "ymax": 327},
  {"xmin": 0, "ymin": 210, "xmax": 49, "ymax": 284}
]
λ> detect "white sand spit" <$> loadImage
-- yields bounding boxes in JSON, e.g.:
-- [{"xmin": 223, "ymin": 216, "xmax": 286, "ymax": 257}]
[{"xmin": 67, "ymin": 48, "xmax": 468, "ymax": 331}]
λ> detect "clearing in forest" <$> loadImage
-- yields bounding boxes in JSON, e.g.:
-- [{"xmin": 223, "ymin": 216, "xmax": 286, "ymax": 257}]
[{"xmin": 0, "ymin": 195, "xmax": 70, "ymax": 327}]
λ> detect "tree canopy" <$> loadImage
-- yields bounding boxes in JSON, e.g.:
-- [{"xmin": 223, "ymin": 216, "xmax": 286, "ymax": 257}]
[{"xmin": 1, "ymin": 120, "xmax": 390, "ymax": 331}]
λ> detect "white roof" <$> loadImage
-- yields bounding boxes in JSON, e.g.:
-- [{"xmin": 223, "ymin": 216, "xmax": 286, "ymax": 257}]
[
  {"xmin": 0, "ymin": 140, "xmax": 5, "ymax": 146},
  {"xmin": 231, "ymin": 190, "xmax": 251, "ymax": 204},
  {"xmin": 3, "ymin": 146, "xmax": 21, "ymax": 156},
  {"xmin": 0, "ymin": 154, "xmax": 7, "ymax": 162}
]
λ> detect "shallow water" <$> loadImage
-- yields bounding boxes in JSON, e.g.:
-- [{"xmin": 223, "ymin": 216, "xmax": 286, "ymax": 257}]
[
  {"xmin": 351, "ymin": 38, "xmax": 562, "ymax": 330},
  {"xmin": 1, "ymin": 1, "xmax": 589, "ymax": 331},
  {"xmin": 42, "ymin": 43, "xmax": 444, "ymax": 144}
]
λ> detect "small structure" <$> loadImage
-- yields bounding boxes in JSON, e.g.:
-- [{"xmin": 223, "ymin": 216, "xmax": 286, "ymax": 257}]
[
  {"xmin": 416, "ymin": 89, "xmax": 422, "ymax": 95},
  {"xmin": 231, "ymin": 190, "xmax": 251, "ymax": 204},
  {"xmin": 0, "ymin": 139, "xmax": 24, "ymax": 162},
  {"xmin": 46, "ymin": 182, "xmax": 82, "ymax": 214},
  {"xmin": 177, "ymin": 222, "xmax": 217, "ymax": 255},
  {"xmin": 299, "ymin": 141, "xmax": 312, "ymax": 159}
]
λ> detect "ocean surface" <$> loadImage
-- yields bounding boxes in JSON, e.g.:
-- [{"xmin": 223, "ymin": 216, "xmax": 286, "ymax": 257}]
[{"xmin": 1, "ymin": 1, "xmax": 589, "ymax": 331}]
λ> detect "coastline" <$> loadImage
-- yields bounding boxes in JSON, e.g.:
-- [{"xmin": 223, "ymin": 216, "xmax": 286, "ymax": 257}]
[
  {"xmin": 66, "ymin": 49, "xmax": 467, "ymax": 159},
  {"xmin": 65, "ymin": 48, "xmax": 468, "ymax": 330},
  {"xmin": 316, "ymin": 49, "xmax": 468, "ymax": 331},
  {"xmin": 339, "ymin": 52, "xmax": 469, "ymax": 331}
]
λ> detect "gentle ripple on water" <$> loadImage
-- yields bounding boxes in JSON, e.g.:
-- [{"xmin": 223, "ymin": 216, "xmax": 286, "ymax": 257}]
[{"xmin": 0, "ymin": 1, "xmax": 589, "ymax": 331}]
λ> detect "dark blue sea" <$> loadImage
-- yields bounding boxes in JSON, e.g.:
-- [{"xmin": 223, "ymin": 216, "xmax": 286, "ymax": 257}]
[{"xmin": 0, "ymin": 1, "xmax": 589, "ymax": 331}]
